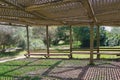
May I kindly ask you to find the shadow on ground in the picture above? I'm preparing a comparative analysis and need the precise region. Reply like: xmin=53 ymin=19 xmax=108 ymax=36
xmin=0 ymin=58 xmax=120 ymax=80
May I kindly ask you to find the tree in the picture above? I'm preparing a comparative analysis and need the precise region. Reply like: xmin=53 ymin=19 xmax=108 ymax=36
xmin=73 ymin=26 xmax=90 ymax=48
xmin=52 ymin=26 xmax=70 ymax=45
xmin=0 ymin=25 xmax=18 ymax=52
xmin=73 ymin=26 xmax=107 ymax=48
xmin=105 ymin=27 xmax=120 ymax=46
xmin=94 ymin=27 xmax=106 ymax=46
xmin=13 ymin=27 xmax=27 ymax=49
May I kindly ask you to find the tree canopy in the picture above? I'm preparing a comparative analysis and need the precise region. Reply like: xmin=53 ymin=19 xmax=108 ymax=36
xmin=0 ymin=25 xmax=120 ymax=53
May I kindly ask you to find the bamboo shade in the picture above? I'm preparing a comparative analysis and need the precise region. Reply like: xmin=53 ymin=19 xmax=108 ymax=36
xmin=0 ymin=0 xmax=119 ymax=26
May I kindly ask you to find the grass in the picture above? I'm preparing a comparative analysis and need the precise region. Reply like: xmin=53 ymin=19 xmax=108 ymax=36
xmin=0 ymin=45 xmax=119 ymax=79
xmin=0 ymin=57 xmax=119 ymax=80
xmin=0 ymin=59 xmax=60 ymax=80
xmin=0 ymin=51 xmax=26 ymax=58
xmin=73 ymin=54 xmax=120 ymax=59
xmin=0 ymin=59 xmax=88 ymax=79
xmin=100 ymin=55 xmax=119 ymax=59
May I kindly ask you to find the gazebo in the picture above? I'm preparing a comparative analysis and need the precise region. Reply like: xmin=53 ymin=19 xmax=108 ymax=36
xmin=0 ymin=0 xmax=120 ymax=64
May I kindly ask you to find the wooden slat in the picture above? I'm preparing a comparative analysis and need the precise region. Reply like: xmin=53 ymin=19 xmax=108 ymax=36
xmin=98 ymin=48 xmax=120 ymax=49
xmin=0 ymin=22 xmax=26 ymax=27
xmin=24 ymin=53 xmax=47 ymax=58
xmin=99 ymin=50 xmax=120 ymax=51
xmin=25 ymin=53 xmax=70 ymax=56
xmin=0 ymin=0 xmax=46 ymax=19
xmin=48 ymin=53 xmax=70 ymax=56
xmin=0 ymin=0 xmax=64 ymax=25
xmin=72 ymin=52 xmax=97 ymax=54
xmin=28 ymin=53 xmax=47 ymax=56
xmin=0 ymin=0 xmax=120 ymax=26
xmin=72 ymin=51 xmax=120 ymax=55
xmin=26 ymin=0 xmax=80 ymax=11
xmin=100 ymin=52 xmax=120 ymax=55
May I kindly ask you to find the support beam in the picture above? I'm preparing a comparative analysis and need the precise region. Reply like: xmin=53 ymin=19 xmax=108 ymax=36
xmin=46 ymin=25 xmax=50 ymax=58
xmin=69 ymin=25 xmax=73 ymax=59
xmin=81 ymin=0 xmax=97 ymax=23
xmin=0 ymin=23 xmax=26 ymax=27
xmin=90 ymin=25 xmax=94 ymax=64
xmin=26 ymin=26 xmax=30 ymax=57
xmin=81 ymin=0 xmax=97 ymax=64
xmin=96 ymin=26 xmax=100 ymax=59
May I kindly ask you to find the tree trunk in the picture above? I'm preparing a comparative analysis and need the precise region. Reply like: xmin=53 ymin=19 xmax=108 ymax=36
xmin=2 ymin=45 xmax=6 ymax=53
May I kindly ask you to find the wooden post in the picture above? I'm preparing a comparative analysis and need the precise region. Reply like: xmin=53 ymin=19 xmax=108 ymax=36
xmin=69 ymin=25 xmax=72 ymax=59
xmin=90 ymin=25 xmax=94 ymax=64
xmin=46 ymin=25 xmax=49 ymax=58
xmin=26 ymin=26 xmax=30 ymax=57
xmin=96 ymin=25 xmax=100 ymax=59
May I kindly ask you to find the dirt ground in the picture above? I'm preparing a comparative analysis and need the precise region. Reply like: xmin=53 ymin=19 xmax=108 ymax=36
xmin=24 ymin=59 xmax=120 ymax=80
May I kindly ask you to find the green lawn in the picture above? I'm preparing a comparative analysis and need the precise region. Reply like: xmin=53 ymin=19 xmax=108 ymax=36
xmin=0 ymin=59 xmax=60 ymax=80
xmin=0 ymin=51 xmax=26 ymax=58
xmin=73 ymin=54 xmax=120 ymax=59
xmin=0 ymin=45 xmax=119 ymax=79
xmin=0 ymin=59 xmax=86 ymax=80
xmin=0 ymin=59 xmax=87 ymax=80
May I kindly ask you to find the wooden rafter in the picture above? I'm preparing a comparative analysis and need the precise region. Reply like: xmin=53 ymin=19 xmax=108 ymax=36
xmin=81 ymin=0 xmax=98 ymax=24
xmin=0 ymin=0 xmax=46 ymax=19
xmin=0 ymin=22 xmax=26 ymax=27
xmin=0 ymin=18 xmax=32 ymax=25
xmin=0 ymin=0 xmax=119 ymax=26
xmin=0 ymin=7 xmax=35 ymax=18
xmin=96 ymin=10 xmax=120 ymax=16
xmin=26 ymin=0 xmax=80 ymax=11
xmin=0 ymin=0 xmax=63 ymax=24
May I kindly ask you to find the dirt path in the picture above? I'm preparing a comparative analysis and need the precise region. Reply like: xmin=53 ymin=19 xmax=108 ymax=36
xmin=0 ymin=55 xmax=25 ymax=63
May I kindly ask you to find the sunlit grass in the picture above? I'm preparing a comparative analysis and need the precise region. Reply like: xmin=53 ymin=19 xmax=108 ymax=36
xmin=100 ymin=55 xmax=119 ymax=59
xmin=0 ymin=51 xmax=25 ymax=58
xmin=0 ymin=55 xmax=119 ymax=80
xmin=0 ymin=59 xmax=59 ymax=80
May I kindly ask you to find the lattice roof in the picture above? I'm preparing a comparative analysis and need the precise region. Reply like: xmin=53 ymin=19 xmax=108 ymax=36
xmin=0 ymin=0 xmax=120 ymax=26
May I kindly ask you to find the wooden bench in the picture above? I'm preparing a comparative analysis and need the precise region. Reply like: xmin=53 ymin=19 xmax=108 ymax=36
xmin=99 ymin=52 xmax=120 ymax=55
xmin=47 ymin=53 xmax=70 ymax=58
xmin=24 ymin=53 xmax=47 ymax=58
xmin=48 ymin=53 xmax=70 ymax=56
xmin=71 ymin=51 xmax=120 ymax=57
xmin=24 ymin=53 xmax=70 ymax=58
xmin=71 ymin=51 xmax=97 ymax=54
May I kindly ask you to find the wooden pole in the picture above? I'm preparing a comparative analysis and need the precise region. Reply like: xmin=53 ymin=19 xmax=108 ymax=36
xmin=69 ymin=25 xmax=72 ymax=59
xmin=90 ymin=25 xmax=94 ymax=64
xmin=26 ymin=26 xmax=30 ymax=57
xmin=96 ymin=26 xmax=100 ymax=59
xmin=46 ymin=25 xmax=49 ymax=58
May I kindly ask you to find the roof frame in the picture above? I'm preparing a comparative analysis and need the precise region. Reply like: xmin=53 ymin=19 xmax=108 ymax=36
xmin=0 ymin=0 xmax=64 ymax=24
xmin=0 ymin=0 xmax=119 ymax=26
xmin=80 ymin=0 xmax=97 ymax=25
